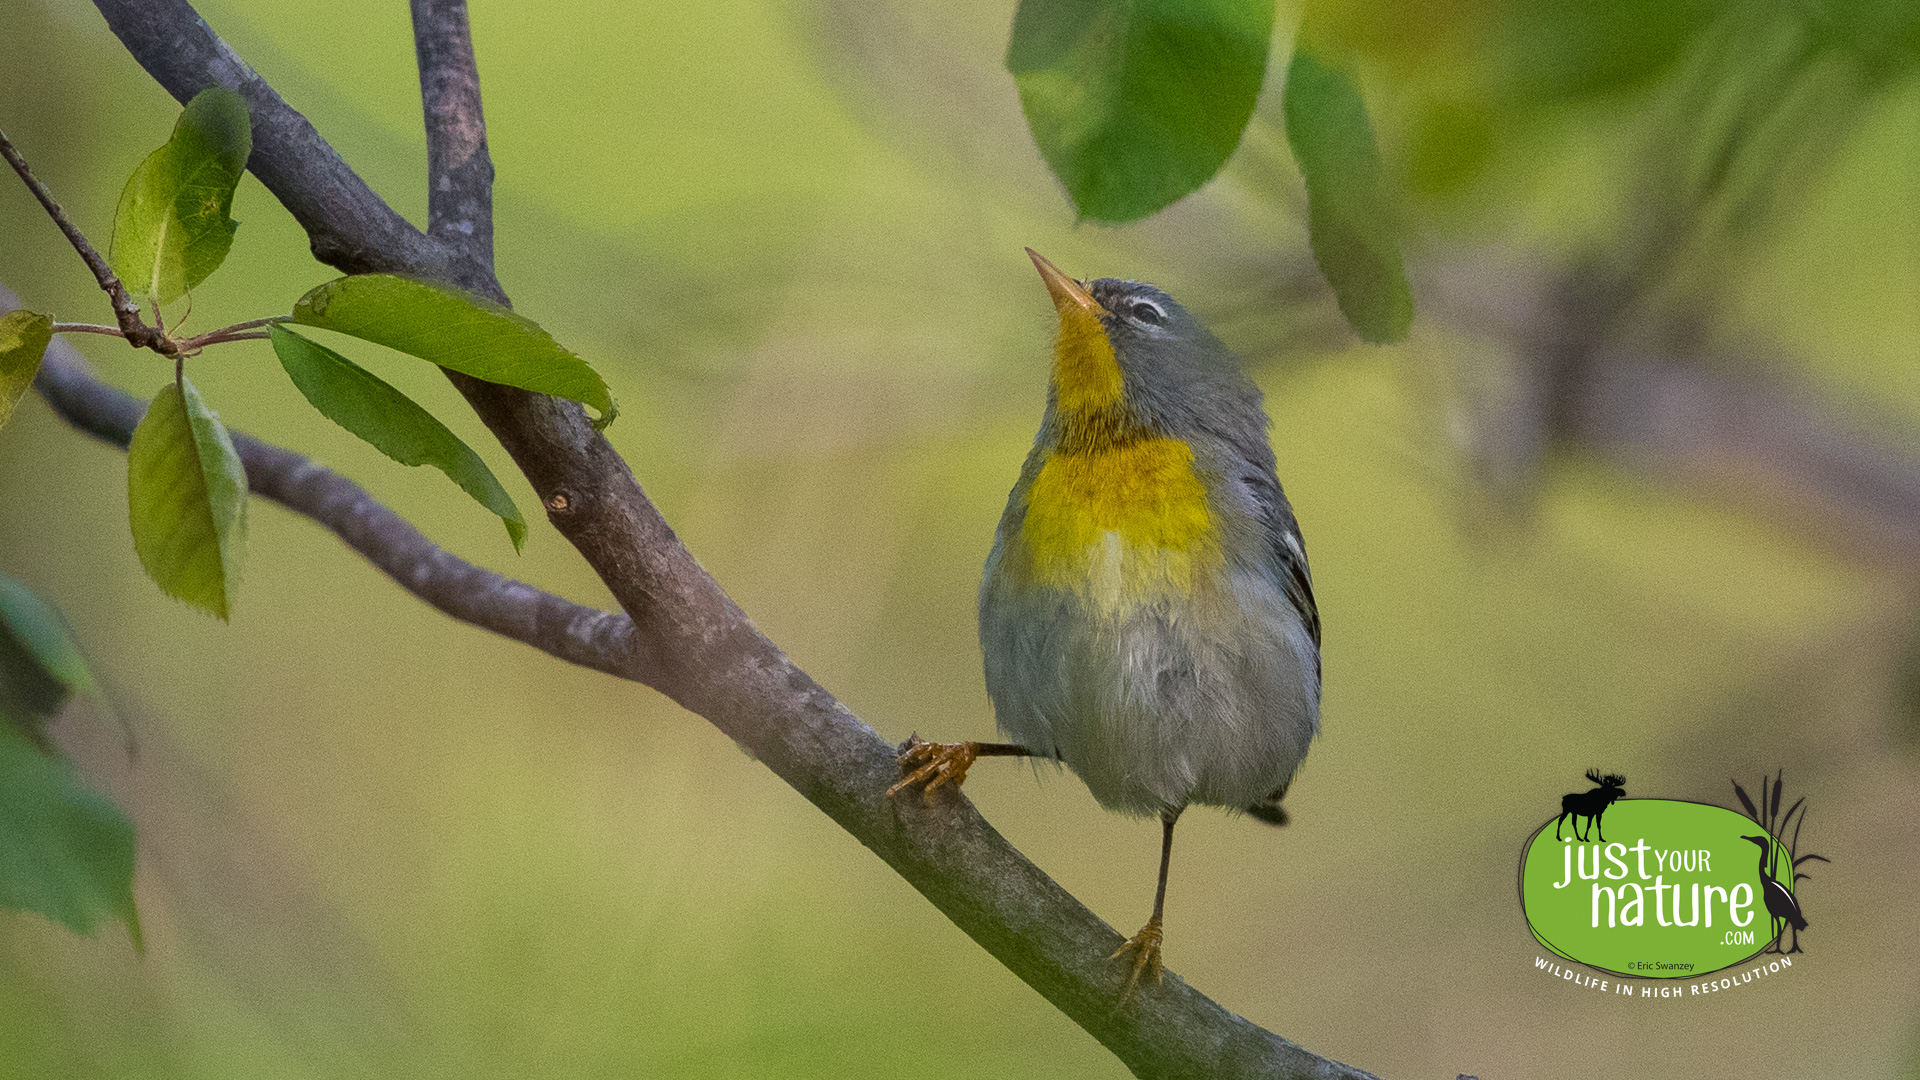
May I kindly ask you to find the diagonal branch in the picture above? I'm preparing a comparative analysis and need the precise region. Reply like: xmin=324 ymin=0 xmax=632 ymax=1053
xmin=88 ymin=2 xmax=1377 ymax=1076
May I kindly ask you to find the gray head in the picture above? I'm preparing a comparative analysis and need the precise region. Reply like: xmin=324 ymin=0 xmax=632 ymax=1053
xmin=1027 ymin=250 xmax=1262 ymax=447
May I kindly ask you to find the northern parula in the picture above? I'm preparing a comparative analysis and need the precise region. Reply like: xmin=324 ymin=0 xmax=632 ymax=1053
xmin=890 ymin=250 xmax=1322 ymax=1001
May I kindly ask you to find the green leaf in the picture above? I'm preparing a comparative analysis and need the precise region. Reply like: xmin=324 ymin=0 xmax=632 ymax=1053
xmin=107 ymin=87 xmax=252 ymax=306
xmin=0 ymin=725 xmax=138 ymax=943
xmin=1007 ymin=0 xmax=1275 ymax=223
xmin=291 ymin=275 xmax=616 ymax=426
xmin=1283 ymin=49 xmax=1413 ymax=344
xmin=270 ymin=326 xmax=527 ymax=551
xmin=127 ymin=378 xmax=248 ymax=620
xmin=0 ymin=575 xmax=95 ymax=732
xmin=0 ymin=309 xmax=52 ymax=433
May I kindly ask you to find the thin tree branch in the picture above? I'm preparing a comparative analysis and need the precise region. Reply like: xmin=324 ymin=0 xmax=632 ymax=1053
xmin=188 ymin=315 xmax=285 ymax=338
xmin=178 ymin=327 xmax=272 ymax=350
xmin=410 ymin=0 xmax=495 ymax=266
xmin=7 ymin=282 xmax=637 ymax=678
xmin=145 ymin=316 xmax=288 ymax=352
xmin=51 ymin=323 xmax=127 ymax=338
xmin=187 ymin=331 xmax=270 ymax=348
xmin=88 ymin=3 xmax=1378 ymax=1076
xmin=0 ymin=127 xmax=171 ymax=353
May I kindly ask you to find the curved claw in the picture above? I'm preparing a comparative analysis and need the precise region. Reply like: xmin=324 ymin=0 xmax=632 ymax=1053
xmin=886 ymin=737 xmax=979 ymax=802
xmin=1110 ymin=916 xmax=1164 ymax=1007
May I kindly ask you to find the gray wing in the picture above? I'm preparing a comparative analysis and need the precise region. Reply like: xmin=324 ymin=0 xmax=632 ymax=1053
xmin=1265 ymin=491 xmax=1320 ymax=653
xmin=1238 ymin=461 xmax=1320 ymax=820
xmin=1225 ymin=438 xmax=1320 ymax=655
xmin=1199 ymin=386 xmax=1319 ymax=656
xmin=1201 ymin=415 xmax=1321 ymax=821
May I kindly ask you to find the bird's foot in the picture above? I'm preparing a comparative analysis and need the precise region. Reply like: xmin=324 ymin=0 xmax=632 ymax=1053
xmin=1110 ymin=916 xmax=1164 ymax=1006
xmin=886 ymin=736 xmax=979 ymax=802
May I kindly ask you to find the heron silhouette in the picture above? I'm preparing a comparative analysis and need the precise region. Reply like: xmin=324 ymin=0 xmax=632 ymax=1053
xmin=1741 ymin=834 xmax=1807 ymax=954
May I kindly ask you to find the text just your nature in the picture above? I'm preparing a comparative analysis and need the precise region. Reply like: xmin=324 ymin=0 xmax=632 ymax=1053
xmin=1553 ymin=838 xmax=1756 ymax=931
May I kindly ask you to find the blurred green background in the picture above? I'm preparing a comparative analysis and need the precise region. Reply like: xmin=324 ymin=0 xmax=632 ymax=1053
xmin=3 ymin=0 xmax=1919 ymax=1077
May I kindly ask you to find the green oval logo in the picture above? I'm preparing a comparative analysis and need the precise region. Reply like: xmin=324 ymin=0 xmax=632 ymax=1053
xmin=1520 ymin=799 xmax=1798 ymax=978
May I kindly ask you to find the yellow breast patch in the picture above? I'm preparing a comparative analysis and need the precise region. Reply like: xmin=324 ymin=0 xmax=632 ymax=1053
xmin=1018 ymin=438 xmax=1219 ymax=611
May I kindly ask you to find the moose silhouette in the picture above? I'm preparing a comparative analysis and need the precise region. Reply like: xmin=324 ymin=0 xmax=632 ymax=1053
xmin=1555 ymin=770 xmax=1626 ymax=842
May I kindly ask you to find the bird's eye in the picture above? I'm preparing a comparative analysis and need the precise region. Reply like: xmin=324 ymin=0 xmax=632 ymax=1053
xmin=1128 ymin=301 xmax=1166 ymax=326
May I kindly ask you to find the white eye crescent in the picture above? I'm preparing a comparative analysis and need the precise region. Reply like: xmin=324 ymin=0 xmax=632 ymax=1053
xmin=1127 ymin=300 xmax=1167 ymax=326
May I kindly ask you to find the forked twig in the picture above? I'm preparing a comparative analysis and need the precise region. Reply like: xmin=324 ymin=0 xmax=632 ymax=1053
xmin=0 ymin=127 xmax=172 ymax=354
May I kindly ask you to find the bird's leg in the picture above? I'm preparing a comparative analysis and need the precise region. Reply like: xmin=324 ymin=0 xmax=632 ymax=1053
xmin=886 ymin=735 xmax=1034 ymax=802
xmin=1112 ymin=808 xmax=1180 ymax=1006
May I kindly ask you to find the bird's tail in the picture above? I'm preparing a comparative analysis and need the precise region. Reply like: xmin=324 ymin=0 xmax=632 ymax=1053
xmin=1246 ymin=785 xmax=1291 ymax=827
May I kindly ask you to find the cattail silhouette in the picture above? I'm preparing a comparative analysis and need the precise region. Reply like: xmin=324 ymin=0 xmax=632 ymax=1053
xmin=1555 ymin=769 xmax=1626 ymax=842
xmin=1732 ymin=770 xmax=1828 ymax=954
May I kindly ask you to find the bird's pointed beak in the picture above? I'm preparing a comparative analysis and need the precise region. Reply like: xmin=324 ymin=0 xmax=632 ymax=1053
xmin=1026 ymin=248 xmax=1123 ymax=410
xmin=1027 ymin=248 xmax=1107 ymax=318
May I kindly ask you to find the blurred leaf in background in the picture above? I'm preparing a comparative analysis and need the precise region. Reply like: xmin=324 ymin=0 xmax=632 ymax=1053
xmin=1283 ymin=47 xmax=1411 ymax=344
xmin=1007 ymin=0 xmax=1275 ymax=222
xmin=0 ymin=727 xmax=138 ymax=944
xmin=0 ymin=574 xmax=96 ymax=738
xmin=1006 ymin=0 xmax=1413 ymax=344
xmin=0 ymin=576 xmax=135 ymax=943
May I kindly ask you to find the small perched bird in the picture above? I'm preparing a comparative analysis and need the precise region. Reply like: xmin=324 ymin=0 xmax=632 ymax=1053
xmin=890 ymin=250 xmax=1322 ymax=1001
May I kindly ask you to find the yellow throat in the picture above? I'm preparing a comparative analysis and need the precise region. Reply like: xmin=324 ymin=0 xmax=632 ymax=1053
xmin=1015 ymin=251 xmax=1219 ymax=610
